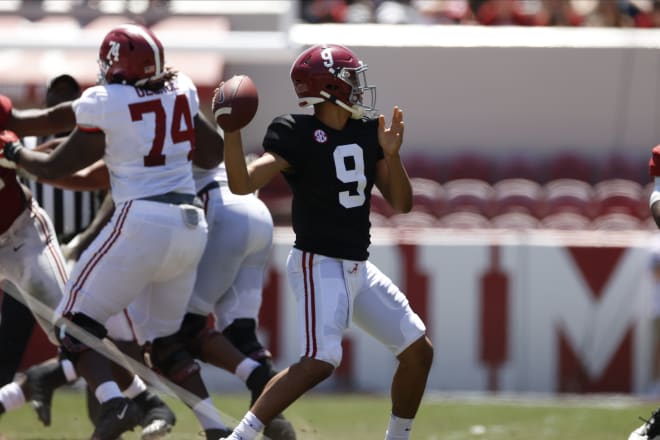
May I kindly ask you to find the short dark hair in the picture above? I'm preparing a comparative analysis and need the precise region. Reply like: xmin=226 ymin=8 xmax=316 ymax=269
xmin=46 ymin=74 xmax=80 ymax=94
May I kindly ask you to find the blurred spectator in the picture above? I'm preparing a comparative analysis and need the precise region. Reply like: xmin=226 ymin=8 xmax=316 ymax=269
xmin=297 ymin=0 xmax=660 ymax=27
xmin=301 ymin=0 xmax=349 ymax=23
xmin=581 ymin=0 xmax=634 ymax=27
xmin=346 ymin=0 xmax=376 ymax=22
xmin=375 ymin=0 xmax=419 ymax=23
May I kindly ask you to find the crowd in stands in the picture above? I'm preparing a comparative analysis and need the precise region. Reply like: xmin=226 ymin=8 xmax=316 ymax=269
xmin=301 ymin=0 xmax=660 ymax=27
xmin=5 ymin=1 xmax=660 ymax=28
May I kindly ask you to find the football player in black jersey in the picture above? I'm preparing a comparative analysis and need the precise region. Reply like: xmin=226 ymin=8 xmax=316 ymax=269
xmin=220 ymin=44 xmax=434 ymax=440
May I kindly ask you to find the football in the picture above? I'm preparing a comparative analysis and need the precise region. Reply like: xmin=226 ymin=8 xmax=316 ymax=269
xmin=212 ymin=74 xmax=259 ymax=132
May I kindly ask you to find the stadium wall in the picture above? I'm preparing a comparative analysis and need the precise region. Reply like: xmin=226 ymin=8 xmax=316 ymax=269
xmin=198 ymin=228 xmax=655 ymax=395
xmin=226 ymin=25 xmax=660 ymax=160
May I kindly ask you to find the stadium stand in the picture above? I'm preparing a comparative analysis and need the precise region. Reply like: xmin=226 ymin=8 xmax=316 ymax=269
xmin=1 ymin=0 xmax=655 ymax=233
xmin=591 ymin=212 xmax=643 ymax=231
xmin=390 ymin=211 xmax=439 ymax=229
xmin=410 ymin=177 xmax=447 ymax=218
xmin=444 ymin=151 xmax=495 ymax=183
xmin=444 ymin=178 xmax=495 ymax=217
xmin=546 ymin=151 xmax=594 ymax=183
xmin=540 ymin=212 xmax=593 ymax=230
xmin=436 ymin=211 xmax=491 ymax=229
xmin=592 ymin=179 xmax=647 ymax=220
xmin=490 ymin=212 xmax=541 ymax=230
xmin=541 ymin=178 xmax=597 ymax=219
xmin=490 ymin=178 xmax=545 ymax=218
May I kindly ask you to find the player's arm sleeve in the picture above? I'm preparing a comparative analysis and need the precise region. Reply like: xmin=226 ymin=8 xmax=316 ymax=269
xmin=263 ymin=115 xmax=297 ymax=168
xmin=72 ymin=88 xmax=106 ymax=132
xmin=367 ymin=118 xmax=385 ymax=161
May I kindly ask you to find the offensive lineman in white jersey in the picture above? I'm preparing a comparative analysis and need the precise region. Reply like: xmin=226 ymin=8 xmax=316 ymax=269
xmin=2 ymin=24 xmax=222 ymax=440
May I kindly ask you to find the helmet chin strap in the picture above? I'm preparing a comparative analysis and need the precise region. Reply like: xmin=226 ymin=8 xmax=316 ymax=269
xmin=320 ymin=90 xmax=363 ymax=119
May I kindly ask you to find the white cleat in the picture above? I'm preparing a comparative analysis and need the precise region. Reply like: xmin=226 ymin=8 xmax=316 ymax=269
xmin=141 ymin=419 xmax=173 ymax=440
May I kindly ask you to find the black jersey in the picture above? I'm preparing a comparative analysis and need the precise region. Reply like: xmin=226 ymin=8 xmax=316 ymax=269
xmin=263 ymin=114 xmax=384 ymax=261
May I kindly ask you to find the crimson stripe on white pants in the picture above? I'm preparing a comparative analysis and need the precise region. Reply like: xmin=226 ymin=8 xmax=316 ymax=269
xmin=302 ymin=251 xmax=317 ymax=358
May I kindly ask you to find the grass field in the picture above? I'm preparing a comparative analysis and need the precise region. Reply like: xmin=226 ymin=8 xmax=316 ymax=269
xmin=0 ymin=389 xmax=658 ymax=439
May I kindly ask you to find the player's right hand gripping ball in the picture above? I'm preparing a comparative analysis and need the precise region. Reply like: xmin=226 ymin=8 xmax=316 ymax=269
xmin=212 ymin=74 xmax=259 ymax=132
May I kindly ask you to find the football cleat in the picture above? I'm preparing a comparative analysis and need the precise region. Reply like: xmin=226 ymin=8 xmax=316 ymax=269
xmin=246 ymin=365 xmax=296 ymax=440
xmin=264 ymin=413 xmax=296 ymax=440
xmin=203 ymin=427 xmax=233 ymax=440
xmin=24 ymin=359 xmax=66 ymax=427
xmin=133 ymin=390 xmax=176 ymax=440
xmin=91 ymin=397 xmax=141 ymax=440
xmin=630 ymin=408 xmax=660 ymax=440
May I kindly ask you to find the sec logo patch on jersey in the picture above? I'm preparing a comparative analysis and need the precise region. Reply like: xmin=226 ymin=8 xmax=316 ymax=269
xmin=314 ymin=129 xmax=327 ymax=143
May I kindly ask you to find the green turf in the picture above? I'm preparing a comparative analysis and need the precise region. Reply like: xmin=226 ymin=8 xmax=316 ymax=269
xmin=0 ymin=389 xmax=658 ymax=439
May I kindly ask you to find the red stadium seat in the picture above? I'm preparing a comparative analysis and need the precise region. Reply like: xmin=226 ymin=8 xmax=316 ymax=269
xmin=410 ymin=177 xmax=447 ymax=218
xmin=491 ymin=178 xmax=545 ymax=218
xmin=495 ymin=154 xmax=540 ymax=181
xmin=444 ymin=178 xmax=495 ymax=217
xmin=403 ymin=153 xmax=443 ymax=181
xmin=437 ymin=211 xmax=491 ymax=229
xmin=546 ymin=152 xmax=593 ymax=182
xmin=370 ymin=187 xmax=396 ymax=218
xmin=592 ymin=179 xmax=646 ymax=219
xmin=540 ymin=212 xmax=592 ymax=230
xmin=369 ymin=212 xmax=391 ymax=228
xmin=597 ymin=152 xmax=646 ymax=184
xmin=541 ymin=178 xmax=597 ymax=219
xmin=445 ymin=152 xmax=494 ymax=183
xmin=591 ymin=213 xmax=642 ymax=231
xmin=389 ymin=211 xmax=438 ymax=229
xmin=490 ymin=212 xmax=541 ymax=230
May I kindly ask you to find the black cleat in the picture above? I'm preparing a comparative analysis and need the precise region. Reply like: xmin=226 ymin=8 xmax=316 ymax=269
xmin=24 ymin=359 xmax=67 ymax=427
xmin=264 ymin=413 xmax=296 ymax=440
xmin=133 ymin=390 xmax=176 ymax=440
xmin=204 ymin=427 xmax=233 ymax=440
xmin=630 ymin=407 xmax=660 ymax=440
xmin=91 ymin=397 xmax=141 ymax=440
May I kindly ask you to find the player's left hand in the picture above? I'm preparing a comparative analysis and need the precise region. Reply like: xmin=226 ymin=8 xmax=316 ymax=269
xmin=0 ymin=129 xmax=22 ymax=169
xmin=378 ymin=106 xmax=404 ymax=157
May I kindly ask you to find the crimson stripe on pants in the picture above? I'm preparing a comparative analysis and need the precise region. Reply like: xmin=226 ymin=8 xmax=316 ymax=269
xmin=30 ymin=203 xmax=68 ymax=285
xmin=64 ymin=202 xmax=132 ymax=313
xmin=302 ymin=252 xmax=317 ymax=358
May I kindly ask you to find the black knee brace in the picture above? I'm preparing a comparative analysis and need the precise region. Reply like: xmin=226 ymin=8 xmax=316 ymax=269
xmin=177 ymin=313 xmax=220 ymax=362
xmin=56 ymin=313 xmax=107 ymax=364
xmin=149 ymin=333 xmax=200 ymax=384
xmin=222 ymin=318 xmax=272 ymax=362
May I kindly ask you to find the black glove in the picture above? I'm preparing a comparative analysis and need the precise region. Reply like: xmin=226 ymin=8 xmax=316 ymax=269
xmin=0 ymin=130 xmax=23 ymax=164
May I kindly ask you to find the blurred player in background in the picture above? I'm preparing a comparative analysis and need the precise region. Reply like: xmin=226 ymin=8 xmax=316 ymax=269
xmin=1 ymin=23 xmax=219 ymax=440
xmin=647 ymin=236 xmax=660 ymax=399
xmin=629 ymin=145 xmax=660 ymax=440
xmin=220 ymin=43 xmax=434 ymax=440
xmin=0 ymin=74 xmax=84 ymax=387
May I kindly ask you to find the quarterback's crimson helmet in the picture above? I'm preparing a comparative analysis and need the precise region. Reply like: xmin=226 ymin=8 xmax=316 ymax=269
xmin=98 ymin=24 xmax=165 ymax=86
xmin=290 ymin=44 xmax=376 ymax=119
